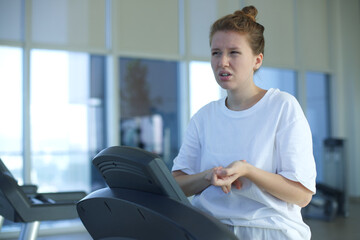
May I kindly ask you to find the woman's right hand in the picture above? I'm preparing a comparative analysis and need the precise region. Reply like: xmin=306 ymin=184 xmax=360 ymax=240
xmin=211 ymin=161 xmax=247 ymax=194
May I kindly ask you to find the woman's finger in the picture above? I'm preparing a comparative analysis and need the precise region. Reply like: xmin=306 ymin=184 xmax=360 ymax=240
xmin=232 ymin=178 xmax=243 ymax=189
xmin=221 ymin=185 xmax=231 ymax=194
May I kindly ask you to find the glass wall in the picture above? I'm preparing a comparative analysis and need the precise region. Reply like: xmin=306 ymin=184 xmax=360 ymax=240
xmin=119 ymin=58 xmax=180 ymax=168
xmin=0 ymin=46 xmax=23 ymax=181
xmin=306 ymin=72 xmax=331 ymax=182
xmin=30 ymin=50 xmax=106 ymax=193
xmin=189 ymin=63 xmax=297 ymax=118
xmin=254 ymin=67 xmax=297 ymax=97
xmin=189 ymin=61 xmax=221 ymax=117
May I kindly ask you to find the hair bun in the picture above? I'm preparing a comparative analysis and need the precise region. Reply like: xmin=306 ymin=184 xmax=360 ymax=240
xmin=240 ymin=5 xmax=258 ymax=22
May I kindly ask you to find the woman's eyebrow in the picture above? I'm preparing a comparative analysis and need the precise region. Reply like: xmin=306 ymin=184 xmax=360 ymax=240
xmin=211 ymin=47 xmax=241 ymax=51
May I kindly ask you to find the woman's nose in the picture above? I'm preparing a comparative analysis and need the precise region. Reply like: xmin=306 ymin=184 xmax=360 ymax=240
xmin=218 ymin=55 xmax=229 ymax=67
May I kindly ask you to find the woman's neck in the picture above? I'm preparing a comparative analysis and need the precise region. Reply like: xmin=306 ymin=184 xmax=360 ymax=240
xmin=226 ymin=85 xmax=267 ymax=111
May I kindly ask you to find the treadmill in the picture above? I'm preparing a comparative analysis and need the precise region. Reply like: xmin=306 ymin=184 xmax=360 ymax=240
xmin=77 ymin=146 xmax=237 ymax=240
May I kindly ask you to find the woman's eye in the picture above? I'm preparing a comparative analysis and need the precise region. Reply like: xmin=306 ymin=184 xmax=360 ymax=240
xmin=212 ymin=51 xmax=220 ymax=56
xmin=231 ymin=51 xmax=240 ymax=55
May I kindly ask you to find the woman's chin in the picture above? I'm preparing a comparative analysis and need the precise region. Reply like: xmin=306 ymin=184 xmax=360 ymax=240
xmin=218 ymin=82 xmax=233 ymax=91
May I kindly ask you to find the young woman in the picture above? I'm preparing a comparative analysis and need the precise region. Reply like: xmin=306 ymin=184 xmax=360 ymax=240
xmin=172 ymin=6 xmax=316 ymax=240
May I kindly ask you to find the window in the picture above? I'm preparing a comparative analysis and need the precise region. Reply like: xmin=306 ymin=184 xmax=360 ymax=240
xmin=119 ymin=58 xmax=180 ymax=168
xmin=30 ymin=50 xmax=106 ymax=193
xmin=306 ymin=72 xmax=331 ymax=182
xmin=189 ymin=61 xmax=222 ymax=117
xmin=189 ymin=64 xmax=297 ymax=119
xmin=0 ymin=46 xmax=23 ymax=182
xmin=254 ymin=67 xmax=297 ymax=97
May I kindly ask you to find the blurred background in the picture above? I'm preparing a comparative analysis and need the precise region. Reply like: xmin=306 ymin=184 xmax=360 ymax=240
xmin=0 ymin=0 xmax=359 ymax=239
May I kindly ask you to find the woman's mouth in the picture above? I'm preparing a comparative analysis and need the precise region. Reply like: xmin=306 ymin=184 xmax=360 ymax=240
xmin=219 ymin=71 xmax=232 ymax=81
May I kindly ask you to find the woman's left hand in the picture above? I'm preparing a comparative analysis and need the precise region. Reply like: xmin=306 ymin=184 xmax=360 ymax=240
xmin=211 ymin=160 xmax=248 ymax=193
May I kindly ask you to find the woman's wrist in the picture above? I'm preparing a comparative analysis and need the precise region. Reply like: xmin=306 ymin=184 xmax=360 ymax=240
xmin=204 ymin=168 xmax=214 ymax=183
xmin=242 ymin=161 xmax=254 ymax=180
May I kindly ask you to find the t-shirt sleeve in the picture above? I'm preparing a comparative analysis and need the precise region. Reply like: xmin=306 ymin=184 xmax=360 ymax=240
xmin=172 ymin=118 xmax=201 ymax=175
xmin=276 ymin=100 xmax=317 ymax=194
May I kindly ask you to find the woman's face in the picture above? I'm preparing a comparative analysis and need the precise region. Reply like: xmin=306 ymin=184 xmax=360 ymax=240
xmin=211 ymin=31 xmax=263 ymax=92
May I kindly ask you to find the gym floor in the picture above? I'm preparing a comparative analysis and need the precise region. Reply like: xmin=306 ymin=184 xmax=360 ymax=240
xmin=304 ymin=198 xmax=360 ymax=240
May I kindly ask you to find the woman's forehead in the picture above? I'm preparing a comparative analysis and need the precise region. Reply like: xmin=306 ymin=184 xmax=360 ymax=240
xmin=211 ymin=31 xmax=250 ymax=48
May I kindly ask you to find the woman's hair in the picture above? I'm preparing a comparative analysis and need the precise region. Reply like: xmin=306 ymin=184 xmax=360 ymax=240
xmin=209 ymin=5 xmax=265 ymax=56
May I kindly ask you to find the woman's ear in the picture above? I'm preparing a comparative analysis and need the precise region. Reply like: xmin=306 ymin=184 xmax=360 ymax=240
xmin=253 ymin=53 xmax=263 ymax=71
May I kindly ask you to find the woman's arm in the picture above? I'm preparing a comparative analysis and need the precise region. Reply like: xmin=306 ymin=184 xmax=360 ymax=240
xmin=214 ymin=161 xmax=314 ymax=207
xmin=172 ymin=169 xmax=214 ymax=197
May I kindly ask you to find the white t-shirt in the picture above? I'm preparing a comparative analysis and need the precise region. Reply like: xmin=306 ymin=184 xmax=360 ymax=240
xmin=172 ymin=88 xmax=316 ymax=239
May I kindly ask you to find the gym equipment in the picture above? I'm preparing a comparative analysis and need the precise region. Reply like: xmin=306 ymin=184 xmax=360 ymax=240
xmin=0 ymin=158 xmax=86 ymax=240
xmin=302 ymin=138 xmax=348 ymax=221
xmin=77 ymin=146 xmax=237 ymax=240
